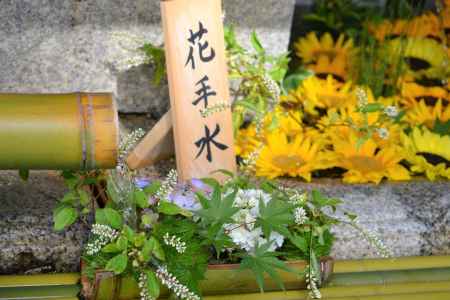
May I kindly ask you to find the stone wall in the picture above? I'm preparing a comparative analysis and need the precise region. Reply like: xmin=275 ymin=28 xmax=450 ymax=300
xmin=0 ymin=0 xmax=295 ymax=116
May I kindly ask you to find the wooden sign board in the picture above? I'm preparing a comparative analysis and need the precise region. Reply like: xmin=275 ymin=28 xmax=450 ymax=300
xmin=158 ymin=0 xmax=236 ymax=181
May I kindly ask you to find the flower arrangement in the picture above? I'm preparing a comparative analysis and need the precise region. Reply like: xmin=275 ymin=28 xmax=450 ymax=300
xmin=234 ymin=0 xmax=450 ymax=184
xmin=54 ymin=131 xmax=388 ymax=300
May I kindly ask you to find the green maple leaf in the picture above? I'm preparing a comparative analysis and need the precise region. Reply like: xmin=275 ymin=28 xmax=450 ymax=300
xmin=196 ymin=185 xmax=239 ymax=225
xmin=239 ymin=243 xmax=295 ymax=292
xmin=256 ymin=198 xmax=293 ymax=238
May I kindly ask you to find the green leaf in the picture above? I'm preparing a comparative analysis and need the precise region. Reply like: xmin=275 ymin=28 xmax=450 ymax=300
xmin=102 ymin=243 xmax=120 ymax=253
xmin=116 ymin=236 xmax=128 ymax=251
xmin=290 ymin=234 xmax=309 ymax=254
xmin=105 ymin=253 xmax=128 ymax=275
xmin=134 ymin=233 xmax=146 ymax=248
xmin=149 ymin=237 xmax=165 ymax=261
xmin=145 ymin=270 xmax=160 ymax=298
xmin=78 ymin=189 xmax=90 ymax=207
xmin=311 ymin=190 xmax=342 ymax=210
xmin=54 ymin=206 xmax=78 ymax=231
xmin=360 ymin=103 xmax=383 ymax=113
xmin=134 ymin=189 xmax=149 ymax=209
xmin=141 ymin=238 xmax=154 ymax=261
xmin=282 ymin=70 xmax=314 ymax=93
xmin=103 ymin=208 xmax=123 ymax=229
xmin=250 ymin=31 xmax=265 ymax=54
xmin=433 ymin=119 xmax=450 ymax=136
xmin=60 ymin=192 xmax=78 ymax=204
xmin=257 ymin=198 xmax=293 ymax=237
xmin=123 ymin=225 xmax=135 ymax=241
xmin=197 ymin=186 xmax=239 ymax=225
xmin=158 ymin=201 xmax=193 ymax=217
xmin=19 ymin=169 xmax=29 ymax=181
xmin=143 ymin=181 xmax=162 ymax=196
xmin=239 ymin=243 xmax=295 ymax=292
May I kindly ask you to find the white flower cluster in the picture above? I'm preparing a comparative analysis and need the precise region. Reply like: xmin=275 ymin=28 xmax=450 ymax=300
xmin=156 ymin=169 xmax=178 ymax=200
xmin=156 ymin=266 xmax=200 ymax=300
xmin=376 ymin=127 xmax=389 ymax=140
xmin=356 ymin=87 xmax=368 ymax=108
xmin=351 ymin=220 xmax=392 ymax=258
xmin=85 ymin=224 xmax=118 ymax=256
xmin=384 ymin=106 xmax=399 ymax=118
xmin=163 ymin=233 xmax=186 ymax=254
xmin=285 ymin=188 xmax=307 ymax=206
xmin=294 ymin=207 xmax=308 ymax=225
xmin=262 ymin=74 xmax=281 ymax=107
xmin=200 ymin=101 xmax=231 ymax=118
xmin=224 ymin=189 xmax=284 ymax=252
xmin=306 ymin=270 xmax=322 ymax=299
xmin=117 ymin=129 xmax=146 ymax=171
xmin=138 ymin=272 xmax=155 ymax=300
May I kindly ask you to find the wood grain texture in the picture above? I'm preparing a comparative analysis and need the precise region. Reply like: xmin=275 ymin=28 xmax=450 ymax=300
xmin=161 ymin=0 xmax=236 ymax=181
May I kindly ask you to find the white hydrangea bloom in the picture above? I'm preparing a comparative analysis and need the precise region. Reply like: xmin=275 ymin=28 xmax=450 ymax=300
xmin=224 ymin=189 xmax=284 ymax=253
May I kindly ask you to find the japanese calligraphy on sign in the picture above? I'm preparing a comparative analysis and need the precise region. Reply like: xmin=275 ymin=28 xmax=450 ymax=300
xmin=161 ymin=0 xmax=236 ymax=181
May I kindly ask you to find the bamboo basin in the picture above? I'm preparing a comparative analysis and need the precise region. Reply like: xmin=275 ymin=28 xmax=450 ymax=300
xmin=0 ymin=93 xmax=119 ymax=170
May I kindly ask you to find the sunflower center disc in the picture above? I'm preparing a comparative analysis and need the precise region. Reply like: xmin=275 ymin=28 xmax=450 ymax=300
xmin=272 ymin=155 xmax=303 ymax=170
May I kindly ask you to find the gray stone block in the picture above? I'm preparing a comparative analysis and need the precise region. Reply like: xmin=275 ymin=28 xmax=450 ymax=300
xmin=0 ymin=0 xmax=295 ymax=115
xmin=0 ymin=171 xmax=88 ymax=274
xmin=281 ymin=179 xmax=450 ymax=259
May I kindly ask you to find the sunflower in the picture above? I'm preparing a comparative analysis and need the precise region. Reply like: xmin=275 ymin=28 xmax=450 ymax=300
xmin=294 ymin=32 xmax=355 ymax=81
xmin=263 ymin=105 xmax=303 ymax=138
xmin=284 ymin=75 xmax=354 ymax=116
xmin=388 ymin=38 xmax=449 ymax=79
xmin=402 ymin=127 xmax=450 ymax=180
xmin=405 ymin=13 xmax=443 ymax=41
xmin=400 ymin=81 xmax=449 ymax=105
xmin=368 ymin=19 xmax=407 ymax=41
xmin=255 ymin=130 xmax=329 ymax=181
xmin=403 ymin=99 xmax=450 ymax=129
xmin=328 ymin=131 xmax=410 ymax=184
xmin=235 ymin=125 xmax=260 ymax=158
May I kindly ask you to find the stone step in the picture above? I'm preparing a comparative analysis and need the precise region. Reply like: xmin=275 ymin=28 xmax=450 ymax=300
xmin=0 ymin=171 xmax=87 ymax=274
xmin=0 ymin=168 xmax=449 ymax=274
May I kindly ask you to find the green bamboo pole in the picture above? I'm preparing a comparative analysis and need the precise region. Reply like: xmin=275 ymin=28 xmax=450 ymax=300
xmin=202 ymin=282 xmax=450 ymax=300
xmin=0 ymin=93 xmax=118 ymax=170
xmin=329 ymin=268 xmax=450 ymax=286
xmin=334 ymin=256 xmax=450 ymax=273
xmin=0 ymin=273 xmax=80 ymax=300
xmin=0 ymin=273 xmax=79 ymax=288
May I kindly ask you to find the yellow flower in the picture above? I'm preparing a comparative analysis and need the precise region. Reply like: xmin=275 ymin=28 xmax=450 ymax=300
xmin=403 ymin=99 xmax=450 ymax=129
xmin=405 ymin=13 xmax=443 ymax=41
xmin=295 ymin=32 xmax=354 ymax=64
xmin=308 ymin=55 xmax=349 ymax=82
xmin=328 ymin=131 xmax=410 ymax=184
xmin=368 ymin=19 xmax=408 ymax=41
xmin=284 ymin=75 xmax=354 ymax=116
xmin=294 ymin=32 xmax=354 ymax=81
xmin=400 ymin=80 xmax=449 ymax=104
xmin=234 ymin=126 xmax=260 ymax=158
xmin=388 ymin=38 xmax=449 ymax=79
xmin=255 ymin=130 xmax=328 ymax=181
xmin=402 ymin=127 xmax=450 ymax=180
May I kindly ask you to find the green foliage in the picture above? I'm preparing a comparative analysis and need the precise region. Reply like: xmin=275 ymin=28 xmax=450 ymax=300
xmin=239 ymin=243 xmax=295 ymax=292
xmin=225 ymin=26 xmax=289 ymax=132
xmin=96 ymin=208 xmax=123 ymax=230
xmin=52 ymin=171 xmax=102 ymax=230
xmin=140 ymin=42 xmax=166 ymax=86
xmin=106 ymin=253 xmax=128 ymax=275
xmin=257 ymin=198 xmax=294 ymax=237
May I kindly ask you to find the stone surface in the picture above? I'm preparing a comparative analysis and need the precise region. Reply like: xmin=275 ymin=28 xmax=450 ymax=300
xmin=281 ymin=179 xmax=450 ymax=259
xmin=0 ymin=0 xmax=295 ymax=115
xmin=0 ymin=171 xmax=88 ymax=274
